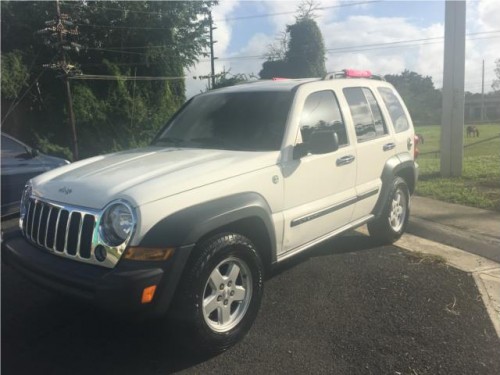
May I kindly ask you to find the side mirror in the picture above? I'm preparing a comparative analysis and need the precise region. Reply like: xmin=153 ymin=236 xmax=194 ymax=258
xmin=293 ymin=143 xmax=308 ymax=160
xmin=30 ymin=148 xmax=39 ymax=158
xmin=308 ymin=130 xmax=339 ymax=155
xmin=293 ymin=130 xmax=340 ymax=160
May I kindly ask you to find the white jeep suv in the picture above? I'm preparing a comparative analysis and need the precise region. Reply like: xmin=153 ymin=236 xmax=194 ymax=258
xmin=3 ymin=70 xmax=418 ymax=352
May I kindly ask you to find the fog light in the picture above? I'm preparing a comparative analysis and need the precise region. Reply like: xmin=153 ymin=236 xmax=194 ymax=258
xmin=142 ymin=285 xmax=157 ymax=304
xmin=95 ymin=245 xmax=107 ymax=262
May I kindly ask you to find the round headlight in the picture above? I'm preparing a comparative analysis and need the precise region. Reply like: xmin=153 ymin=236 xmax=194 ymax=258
xmin=99 ymin=201 xmax=135 ymax=247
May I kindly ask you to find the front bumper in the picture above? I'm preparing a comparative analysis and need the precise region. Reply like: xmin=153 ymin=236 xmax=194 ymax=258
xmin=2 ymin=230 xmax=193 ymax=316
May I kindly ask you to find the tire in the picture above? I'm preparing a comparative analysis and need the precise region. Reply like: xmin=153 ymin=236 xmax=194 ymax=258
xmin=368 ymin=177 xmax=410 ymax=244
xmin=173 ymin=233 xmax=264 ymax=353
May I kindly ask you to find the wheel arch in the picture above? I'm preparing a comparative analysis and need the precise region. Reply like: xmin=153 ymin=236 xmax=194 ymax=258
xmin=138 ymin=192 xmax=277 ymax=269
xmin=372 ymin=153 xmax=416 ymax=218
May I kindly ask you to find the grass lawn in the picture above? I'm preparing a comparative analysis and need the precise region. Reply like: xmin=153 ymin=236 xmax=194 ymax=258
xmin=414 ymin=123 xmax=500 ymax=212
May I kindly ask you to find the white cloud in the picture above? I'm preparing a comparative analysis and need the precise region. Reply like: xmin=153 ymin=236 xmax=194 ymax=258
xmin=185 ymin=1 xmax=241 ymax=97
xmin=185 ymin=0 xmax=500 ymax=98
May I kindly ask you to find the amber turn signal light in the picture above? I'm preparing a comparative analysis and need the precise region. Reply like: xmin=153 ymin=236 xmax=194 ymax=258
xmin=141 ymin=285 xmax=157 ymax=304
xmin=124 ymin=247 xmax=174 ymax=261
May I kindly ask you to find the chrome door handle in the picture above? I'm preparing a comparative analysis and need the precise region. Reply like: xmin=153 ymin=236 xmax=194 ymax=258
xmin=383 ymin=142 xmax=396 ymax=151
xmin=336 ymin=155 xmax=355 ymax=166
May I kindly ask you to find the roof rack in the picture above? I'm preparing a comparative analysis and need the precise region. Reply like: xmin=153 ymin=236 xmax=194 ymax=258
xmin=323 ymin=69 xmax=385 ymax=81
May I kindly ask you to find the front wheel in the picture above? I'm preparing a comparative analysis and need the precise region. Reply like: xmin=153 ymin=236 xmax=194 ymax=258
xmin=173 ymin=233 xmax=264 ymax=353
xmin=368 ymin=177 xmax=410 ymax=244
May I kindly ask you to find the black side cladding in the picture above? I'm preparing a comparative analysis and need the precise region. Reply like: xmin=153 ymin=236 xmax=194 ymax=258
xmin=138 ymin=192 xmax=276 ymax=255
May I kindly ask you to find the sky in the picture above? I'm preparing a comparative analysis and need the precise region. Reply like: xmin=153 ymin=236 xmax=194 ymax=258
xmin=184 ymin=0 xmax=500 ymax=98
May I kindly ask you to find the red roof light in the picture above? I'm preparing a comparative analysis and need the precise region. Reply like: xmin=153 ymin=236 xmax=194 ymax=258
xmin=344 ymin=69 xmax=372 ymax=78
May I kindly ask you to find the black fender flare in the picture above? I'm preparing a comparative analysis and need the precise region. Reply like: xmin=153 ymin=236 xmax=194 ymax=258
xmin=372 ymin=153 xmax=416 ymax=218
xmin=139 ymin=192 xmax=276 ymax=256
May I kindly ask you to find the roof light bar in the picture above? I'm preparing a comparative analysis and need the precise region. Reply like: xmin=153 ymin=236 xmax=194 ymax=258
xmin=343 ymin=69 xmax=372 ymax=78
xmin=323 ymin=69 xmax=384 ymax=81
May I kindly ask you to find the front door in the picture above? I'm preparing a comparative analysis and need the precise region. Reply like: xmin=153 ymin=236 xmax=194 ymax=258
xmin=281 ymin=90 xmax=357 ymax=255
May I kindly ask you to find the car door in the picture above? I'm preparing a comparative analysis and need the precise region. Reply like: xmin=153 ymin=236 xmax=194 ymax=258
xmin=341 ymin=86 xmax=397 ymax=221
xmin=376 ymin=86 xmax=415 ymax=156
xmin=280 ymin=89 xmax=357 ymax=256
xmin=1 ymin=135 xmax=47 ymax=215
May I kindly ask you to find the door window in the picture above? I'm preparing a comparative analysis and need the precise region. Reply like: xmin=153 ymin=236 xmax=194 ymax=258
xmin=343 ymin=87 xmax=388 ymax=142
xmin=299 ymin=90 xmax=348 ymax=146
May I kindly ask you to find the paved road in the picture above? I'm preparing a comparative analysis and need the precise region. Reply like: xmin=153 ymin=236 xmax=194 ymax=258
xmin=2 ymin=232 xmax=500 ymax=375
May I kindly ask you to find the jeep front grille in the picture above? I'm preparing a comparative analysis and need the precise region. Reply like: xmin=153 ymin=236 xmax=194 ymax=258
xmin=22 ymin=197 xmax=101 ymax=265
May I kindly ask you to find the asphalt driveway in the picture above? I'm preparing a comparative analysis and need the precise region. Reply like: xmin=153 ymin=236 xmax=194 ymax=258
xmin=2 ymin=233 xmax=500 ymax=374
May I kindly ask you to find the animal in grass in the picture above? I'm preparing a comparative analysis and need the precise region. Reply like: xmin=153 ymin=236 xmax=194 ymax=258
xmin=466 ymin=125 xmax=480 ymax=137
xmin=416 ymin=133 xmax=424 ymax=144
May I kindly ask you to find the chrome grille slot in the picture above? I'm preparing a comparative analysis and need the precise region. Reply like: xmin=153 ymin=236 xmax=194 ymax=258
xmin=55 ymin=210 xmax=69 ymax=252
xmin=22 ymin=197 xmax=101 ymax=266
xmin=46 ymin=207 xmax=59 ymax=249
xmin=67 ymin=212 xmax=81 ymax=255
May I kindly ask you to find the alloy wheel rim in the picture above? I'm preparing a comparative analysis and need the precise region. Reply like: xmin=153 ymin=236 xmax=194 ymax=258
xmin=202 ymin=256 xmax=253 ymax=333
xmin=389 ymin=188 xmax=407 ymax=232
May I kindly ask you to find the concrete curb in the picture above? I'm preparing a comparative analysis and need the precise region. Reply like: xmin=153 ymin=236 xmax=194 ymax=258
xmin=357 ymin=226 xmax=500 ymax=338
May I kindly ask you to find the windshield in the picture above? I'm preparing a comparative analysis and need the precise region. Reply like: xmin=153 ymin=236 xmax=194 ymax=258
xmin=153 ymin=91 xmax=294 ymax=151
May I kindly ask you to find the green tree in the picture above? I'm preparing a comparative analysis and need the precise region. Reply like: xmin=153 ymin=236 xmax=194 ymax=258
xmin=384 ymin=70 xmax=442 ymax=125
xmin=285 ymin=18 xmax=326 ymax=78
xmin=211 ymin=70 xmax=251 ymax=90
xmin=1 ymin=50 xmax=29 ymax=99
xmin=1 ymin=1 xmax=214 ymax=158
xmin=259 ymin=0 xmax=326 ymax=79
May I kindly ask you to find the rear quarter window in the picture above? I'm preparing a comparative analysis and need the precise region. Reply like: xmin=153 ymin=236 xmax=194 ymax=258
xmin=377 ymin=87 xmax=410 ymax=133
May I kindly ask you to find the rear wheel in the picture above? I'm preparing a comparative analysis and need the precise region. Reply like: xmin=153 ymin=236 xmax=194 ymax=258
xmin=173 ymin=233 xmax=264 ymax=353
xmin=368 ymin=177 xmax=410 ymax=244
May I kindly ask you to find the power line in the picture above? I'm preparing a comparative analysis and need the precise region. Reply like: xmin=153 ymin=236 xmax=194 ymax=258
xmin=69 ymin=74 xmax=187 ymax=81
xmin=82 ymin=30 xmax=500 ymax=60
xmin=217 ymin=1 xmax=382 ymax=22
xmin=65 ymin=1 xmax=381 ymax=22
xmin=326 ymin=30 xmax=500 ymax=52
xmin=75 ymin=23 xmax=174 ymax=31
xmin=198 ymin=33 xmax=500 ymax=62
xmin=84 ymin=29 xmax=500 ymax=52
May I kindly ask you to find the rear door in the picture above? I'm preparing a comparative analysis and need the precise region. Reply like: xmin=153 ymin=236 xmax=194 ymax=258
xmin=376 ymin=86 xmax=415 ymax=156
xmin=341 ymin=86 xmax=396 ymax=221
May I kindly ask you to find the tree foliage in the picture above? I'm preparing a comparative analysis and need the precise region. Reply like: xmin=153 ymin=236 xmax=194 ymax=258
xmin=384 ymin=70 xmax=442 ymax=125
xmin=285 ymin=18 xmax=326 ymax=78
xmin=1 ymin=50 xmax=29 ymax=99
xmin=1 ymin=0 xmax=214 ymax=158
xmin=211 ymin=70 xmax=252 ymax=90
xmin=260 ymin=1 xmax=326 ymax=79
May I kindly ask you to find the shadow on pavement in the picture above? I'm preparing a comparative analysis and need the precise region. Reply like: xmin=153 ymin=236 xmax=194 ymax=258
xmin=3 ymin=232 xmax=500 ymax=374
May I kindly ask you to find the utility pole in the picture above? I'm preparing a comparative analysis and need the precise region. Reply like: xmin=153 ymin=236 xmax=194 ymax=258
xmin=38 ymin=0 xmax=81 ymax=160
xmin=481 ymin=59 xmax=485 ymax=122
xmin=440 ymin=0 xmax=466 ymax=177
xmin=57 ymin=0 xmax=78 ymax=160
xmin=208 ymin=11 xmax=217 ymax=89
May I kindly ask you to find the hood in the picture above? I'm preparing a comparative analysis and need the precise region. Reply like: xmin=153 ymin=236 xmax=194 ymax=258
xmin=31 ymin=146 xmax=279 ymax=209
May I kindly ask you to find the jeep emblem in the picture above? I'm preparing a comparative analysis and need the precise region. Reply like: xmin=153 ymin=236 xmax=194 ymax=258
xmin=59 ymin=187 xmax=72 ymax=195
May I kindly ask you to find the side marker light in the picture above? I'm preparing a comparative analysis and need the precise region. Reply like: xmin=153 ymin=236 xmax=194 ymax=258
xmin=142 ymin=285 xmax=157 ymax=304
